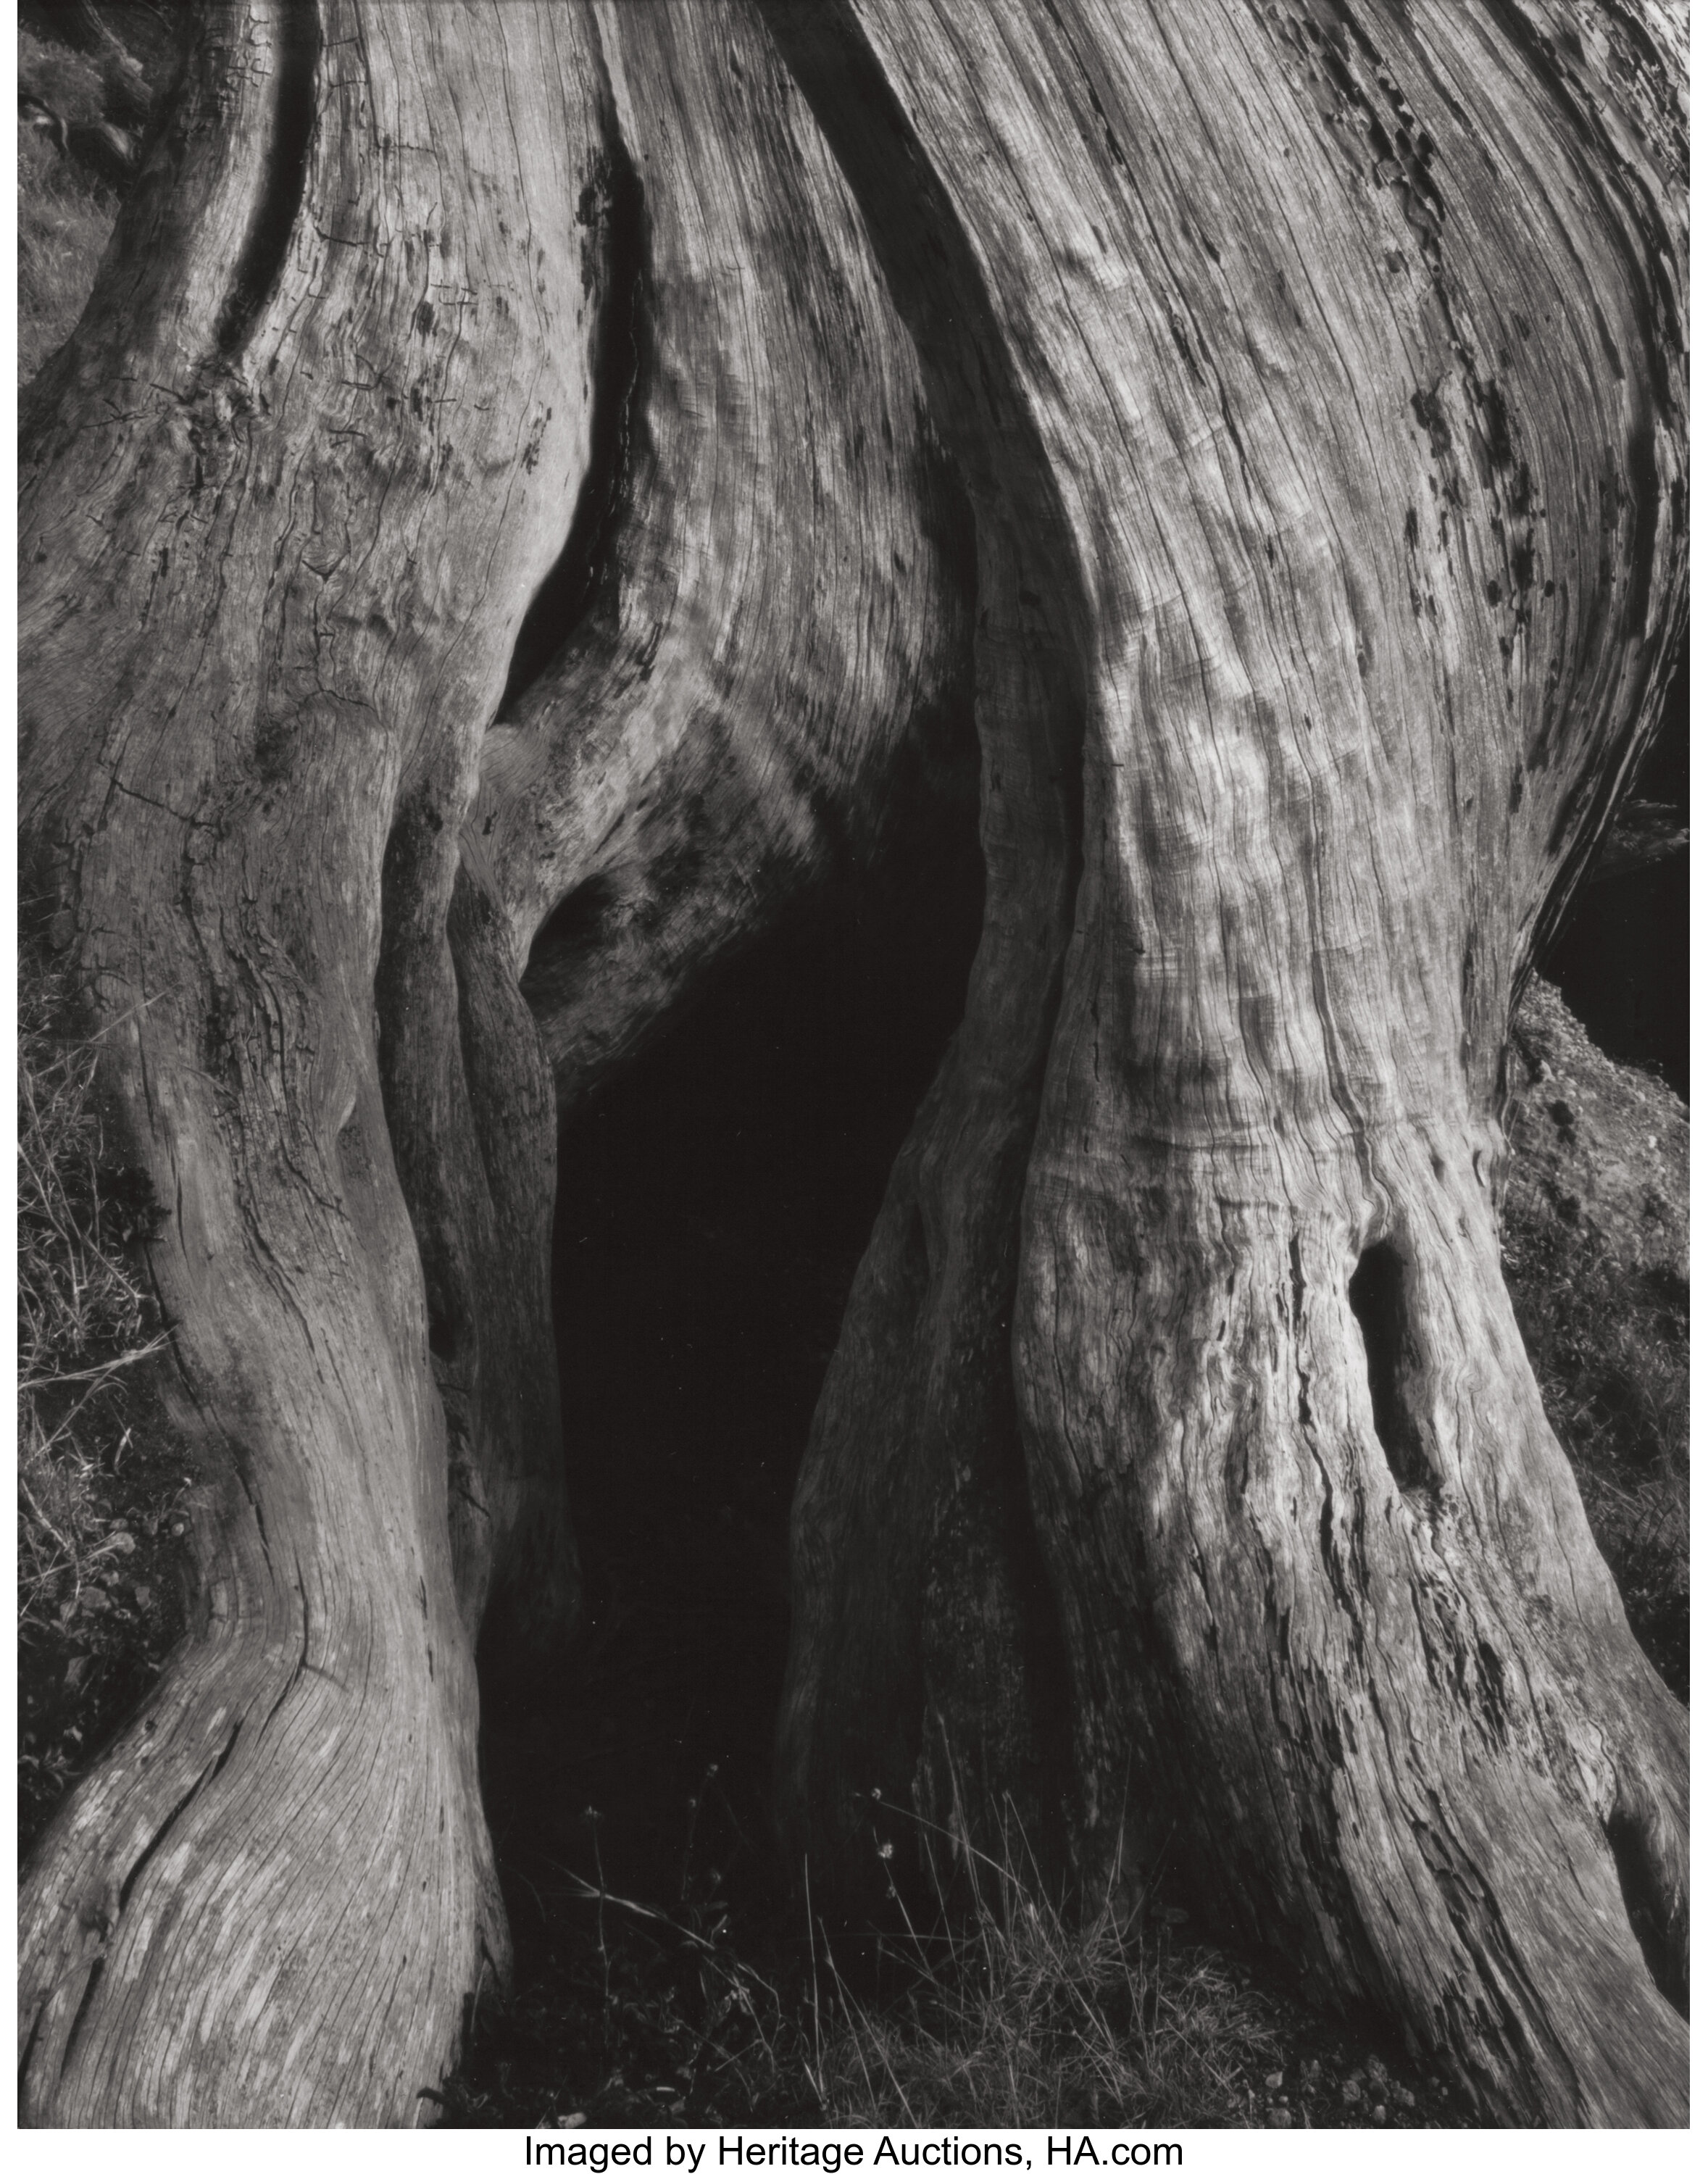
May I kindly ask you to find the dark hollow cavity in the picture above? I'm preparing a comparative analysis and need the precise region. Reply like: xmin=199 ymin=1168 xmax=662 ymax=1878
xmin=498 ymin=138 xmax=649 ymax=715
xmin=214 ymin=1 xmax=320 ymax=357
xmin=478 ymin=838 xmax=983 ymax=1958
xmin=1541 ymin=651 xmax=1687 ymax=1099
xmin=1347 ymin=1241 xmax=1434 ymax=1494
xmin=1604 ymin=1807 xmax=1688 ymax=2019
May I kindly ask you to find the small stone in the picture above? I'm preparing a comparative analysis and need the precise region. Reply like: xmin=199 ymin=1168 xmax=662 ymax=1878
xmin=1341 ymin=2077 xmax=1362 ymax=2104
xmin=1266 ymin=2109 xmax=1292 ymax=2129
xmin=1372 ymin=2105 xmax=1388 ymax=2124
xmin=1265 ymin=2072 xmax=1285 ymax=2090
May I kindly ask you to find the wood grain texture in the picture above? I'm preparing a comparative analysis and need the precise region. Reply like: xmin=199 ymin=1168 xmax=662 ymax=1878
xmin=18 ymin=1 xmax=603 ymax=2123
xmin=13 ymin=0 xmax=1687 ymax=2129
xmin=770 ymin=0 xmax=1686 ymax=2123
xmin=472 ymin=0 xmax=978 ymax=1115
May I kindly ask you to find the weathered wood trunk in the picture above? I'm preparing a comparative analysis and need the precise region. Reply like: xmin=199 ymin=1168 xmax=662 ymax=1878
xmin=17 ymin=0 xmax=1686 ymax=2129
xmin=764 ymin=0 xmax=1688 ymax=2126
xmin=471 ymin=0 xmax=978 ymax=1107
xmin=18 ymin=1 xmax=604 ymax=2123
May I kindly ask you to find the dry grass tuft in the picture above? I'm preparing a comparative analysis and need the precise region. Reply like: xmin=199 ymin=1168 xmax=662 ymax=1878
xmin=800 ymin=1806 xmax=1276 ymax=2128
xmin=19 ymin=982 xmax=157 ymax=1618
xmin=786 ymin=1791 xmax=1278 ymax=2131
xmin=17 ymin=969 xmax=188 ymax=1848
xmin=18 ymin=984 xmax=151 ymax=1377
xmin=440 ymin=1788 xmax=1283 ymax=2129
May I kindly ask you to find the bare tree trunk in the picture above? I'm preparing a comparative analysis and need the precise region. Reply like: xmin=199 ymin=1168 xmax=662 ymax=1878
xmin=17 ymin=0 xmax=1687 ymax=2129
xmin=18 ymin=1 xmax=604 ymax=2123
xmin=471 ymin=0 xmax=979 ymax=1107
xmin=767 ymin=0 xmax=1687 ymax=2126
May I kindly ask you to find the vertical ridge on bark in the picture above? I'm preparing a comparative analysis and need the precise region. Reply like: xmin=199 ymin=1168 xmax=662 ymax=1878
xmin=758 ymin=0 xmax=1092 ymax=1909
xmin=769 ymin=0 xmax=1686 ymax=2122
xmin=12 ymin=0 xmax=1687 ymax=2131
xmin=19 ymin=1 xmax=605 ymax=2123
xmin=471 ymin=0 xmax=980 ymax=1117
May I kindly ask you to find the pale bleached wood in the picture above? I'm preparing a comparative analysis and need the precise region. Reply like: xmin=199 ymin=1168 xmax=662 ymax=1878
xmin=771 ymin=0 xmax=1686 ymax=2125
xmin=14 ymin=0 xmax=1687 ymax=2130
xmin=18 ymin=1 xmax=604 ymax=2124
xmin=472 ymin=0 xmax=977 ymax=1115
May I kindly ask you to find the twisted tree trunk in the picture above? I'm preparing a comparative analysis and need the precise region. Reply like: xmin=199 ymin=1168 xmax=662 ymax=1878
xmin=18 ymin=0 xmax=1686 ymax=2128
xmin=18 ymin=1 xmax=604 ymax=2123
xmin=769 ymin=0 xmax=1688 ymax=2126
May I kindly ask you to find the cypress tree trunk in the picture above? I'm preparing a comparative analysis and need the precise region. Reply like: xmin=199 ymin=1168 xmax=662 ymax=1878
xmin=18 ymin=1 xmax=604 ymax=2123
xmin=767 ymin=0 xmax=1687 ymax=2127
xmin=17 ymin=0 xmax=1686 ymax=2128
xmin=471 ymin=0 xmax=979 ymax=1109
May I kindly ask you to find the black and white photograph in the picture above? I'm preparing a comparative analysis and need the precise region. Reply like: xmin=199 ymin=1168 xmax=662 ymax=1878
xmin=14 ymin=0 xmax=1691 ymax=2137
